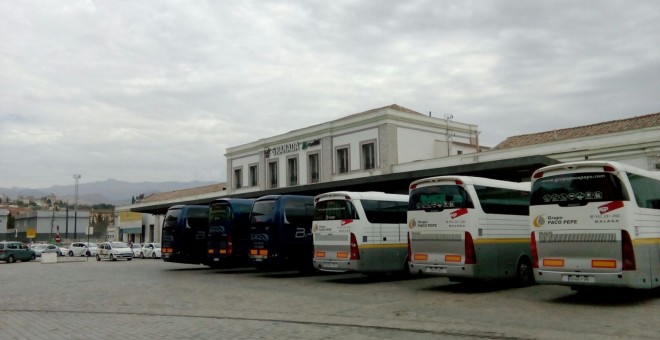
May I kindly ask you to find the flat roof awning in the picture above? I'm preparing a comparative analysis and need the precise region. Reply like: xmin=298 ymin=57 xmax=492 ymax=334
xmin=128 ymin=155 xmax=560 ymax=215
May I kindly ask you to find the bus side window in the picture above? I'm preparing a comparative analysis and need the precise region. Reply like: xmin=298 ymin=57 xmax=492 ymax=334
xmin=627 ymin=173 xmax=660 ymax=209
xmin=284 ymin=199 xmax=313 ymax=225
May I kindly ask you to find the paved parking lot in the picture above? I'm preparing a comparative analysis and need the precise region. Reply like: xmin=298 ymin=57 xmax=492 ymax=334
xmin=0 ymin=257 xmax=658 ymax=339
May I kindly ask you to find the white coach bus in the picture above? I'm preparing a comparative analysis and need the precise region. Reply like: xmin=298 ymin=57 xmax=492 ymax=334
xmin=407 ymin=176 xmax=534 ymax=285
xmin=530 ymin=161 xmax=660 ymax=289
xmin=312 ymin=191 xmax=409 ymax=274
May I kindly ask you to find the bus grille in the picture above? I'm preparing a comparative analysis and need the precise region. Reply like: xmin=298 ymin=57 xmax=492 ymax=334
xmin=411 ymin=233 xmax=462 ymax=242
xmin=537 ymin=232 xmax=616 ymax=243
xmin=315 ymin=234 xmax=349 ymax=242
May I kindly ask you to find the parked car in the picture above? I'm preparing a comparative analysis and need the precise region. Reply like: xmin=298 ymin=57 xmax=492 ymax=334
xmin=68 ymin=242 xmax=98 ymax=257
xmin=31 ymin=243 xmax=63 ymax=257
xmin=58 ymin=245 xmax=69 ymax=256
xmin=130 ymin=243 xmax=143 ymax=258
xmin=96 ymin=242 xmax=133 ymax=261
xmin=0 ymin=241 xmax=36 ymax=263
xmin=140 ymin=242 xmax=161 ymax=259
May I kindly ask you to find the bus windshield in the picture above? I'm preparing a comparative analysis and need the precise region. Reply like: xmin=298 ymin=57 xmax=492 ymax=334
xmin=531 ymin=172 xmax=627 ymax=206
xmin=409 ymin=185 xmax=473 ymax=211
xmin=313 ymin=200 xmax=359 ymax=220
xmin=251 ymin=200 xmax=276 ymax=224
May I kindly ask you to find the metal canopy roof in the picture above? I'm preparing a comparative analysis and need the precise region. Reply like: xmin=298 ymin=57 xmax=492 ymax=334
xmin=130 ymin=155 xmax=559 ymax=215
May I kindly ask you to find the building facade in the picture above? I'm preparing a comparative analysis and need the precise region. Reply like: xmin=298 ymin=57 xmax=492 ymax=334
xmin=13 ymin=210 xmax=90 ymax=243
xmin=225 ymin=104 xmax=480 ymax=196
xmin=114 ymin=211 xmax=161 ymax=244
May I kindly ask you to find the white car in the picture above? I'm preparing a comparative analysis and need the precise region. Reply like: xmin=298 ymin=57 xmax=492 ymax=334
xmin=68 ymin=242 xmax=98 ymax=257
xmin=96 ymin=242 xmax=133 ymax=261
xmin=130 ymin=243 xmax=143 ymax=258
xmin=140 ymin=242 xmax=161 ymax=259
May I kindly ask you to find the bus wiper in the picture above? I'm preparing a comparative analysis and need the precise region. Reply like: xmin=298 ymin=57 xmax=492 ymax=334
xmin=558 ymin=201 xmax=588 ymax=207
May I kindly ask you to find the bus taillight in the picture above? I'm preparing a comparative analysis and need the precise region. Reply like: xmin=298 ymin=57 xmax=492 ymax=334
xmin=350 ymin=233 xmax=360 ymax=260
xmin=531 ymin=231 xmax=539 ymax=268
xmin=603 ymin=165 xmax=616 ymax=172
xmin=532 ymin=172 xmax=543 ymax=179
xmin=464 ymin=231 xmax=476 ymax=265
xmin=621 ymin=230 xmax=636 ymax=271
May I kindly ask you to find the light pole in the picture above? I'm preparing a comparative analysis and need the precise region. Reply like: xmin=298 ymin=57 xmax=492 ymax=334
xmin=73 ymin=174 xmax=81 ymax=239
xmin=444 ymin=114 xmax=454 ymax=156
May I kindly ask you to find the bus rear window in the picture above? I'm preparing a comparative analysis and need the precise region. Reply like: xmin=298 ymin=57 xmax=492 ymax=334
xmin=209 ymin=203 xmax=233 ymax=221
xmin=251 ymin=200 xmax=276 ymax=223
xmin=409 ymin=185 xmax=474 ymax=211
xmin=314 ymin=200 xmax=359 ymax=220
xmin=531 ymin=172 xmax=627 ymax=206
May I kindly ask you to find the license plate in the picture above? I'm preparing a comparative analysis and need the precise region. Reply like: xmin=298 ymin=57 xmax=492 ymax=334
xmin=426 ymin=266 xmax=447 ymax=274
xmin=323 ymin=262 xmax=339 ymax=268
xmin=213 ymin=258 xmax=219 ymax=262
xmin=562 ymin=275 xmax=595 ymax=283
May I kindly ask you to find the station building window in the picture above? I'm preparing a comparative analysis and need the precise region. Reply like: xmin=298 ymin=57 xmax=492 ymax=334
xmin=249 ymin=164 xmax=258 ymax=187
xmin=234 ymin=167 xmax=242 ymax=189
xmin=308 ymin=153 xmax=320 ymax=183
xmin=361 ymin=141 xmax=376 ymax=170
xmin=268 ymin=160 xmax=278 ymax=189
xmin=336 ymin=146 xmax=349 ymax=174
xmin=287 ymin=156 xmax=299 ymax=186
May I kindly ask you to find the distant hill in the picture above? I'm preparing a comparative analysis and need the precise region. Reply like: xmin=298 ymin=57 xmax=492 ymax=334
xmin=0 ymin=179 xmax=219 ymax=206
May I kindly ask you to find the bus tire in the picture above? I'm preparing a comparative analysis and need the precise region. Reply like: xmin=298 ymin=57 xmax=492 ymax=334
xmin=516 ymin=257 xmax=535 ymax=286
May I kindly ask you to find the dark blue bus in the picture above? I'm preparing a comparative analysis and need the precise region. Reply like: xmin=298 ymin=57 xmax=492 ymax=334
xmin=207 ymin=198 xmax=255 ymax=268
xmin=161 ymin=205 xmax=209 ymax=265
xmin=248 ymin=195 xmax=315 ymax=271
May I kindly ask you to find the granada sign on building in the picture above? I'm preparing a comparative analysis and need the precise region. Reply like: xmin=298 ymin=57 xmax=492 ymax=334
xmin=265 ymin=139 xmax=320 ymax=158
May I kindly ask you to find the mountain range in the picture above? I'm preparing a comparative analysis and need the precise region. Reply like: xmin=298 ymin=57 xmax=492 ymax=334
xmin=0 ymin=179 xmax=219 ymax=206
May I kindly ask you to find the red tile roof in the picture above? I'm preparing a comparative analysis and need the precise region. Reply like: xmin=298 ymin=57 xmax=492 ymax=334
xmin=494 ymin=112 xmax=660 ymax=150
xmin=138 ymin=183 xmax=226 ymax=203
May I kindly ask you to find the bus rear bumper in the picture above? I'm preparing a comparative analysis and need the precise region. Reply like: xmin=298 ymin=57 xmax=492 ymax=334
xmin=533 ymin=269 xmax=651 ymax=289
xmin=409 ymin=262 xmax=475 ymax=278
xmin=313 ymin=259 xmax=352 ymax=272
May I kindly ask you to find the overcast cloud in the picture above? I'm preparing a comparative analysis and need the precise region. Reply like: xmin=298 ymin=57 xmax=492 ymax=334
xmin=2 ymin=0 xmax=659 ymax=189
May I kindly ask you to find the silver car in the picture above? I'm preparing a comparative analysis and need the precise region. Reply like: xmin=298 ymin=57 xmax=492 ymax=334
xmin=31 ymin=243 xmax=63 ymax=257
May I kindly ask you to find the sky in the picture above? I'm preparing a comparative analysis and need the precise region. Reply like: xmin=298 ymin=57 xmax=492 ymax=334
xmin=2 ymin=1 xmax=659 ymax=189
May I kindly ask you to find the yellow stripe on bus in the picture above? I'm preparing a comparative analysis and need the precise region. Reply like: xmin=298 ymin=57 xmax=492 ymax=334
xmin=633 ymin=238 xmax=660 ymax=245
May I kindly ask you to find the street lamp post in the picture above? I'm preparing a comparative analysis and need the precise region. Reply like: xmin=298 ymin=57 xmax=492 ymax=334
xmin=73 ymin=174 xmax=81 ymax=239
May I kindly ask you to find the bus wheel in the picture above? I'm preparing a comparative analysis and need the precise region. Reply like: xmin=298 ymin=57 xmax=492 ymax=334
xmin=516 ymin=257 xmax=535 ymax=286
